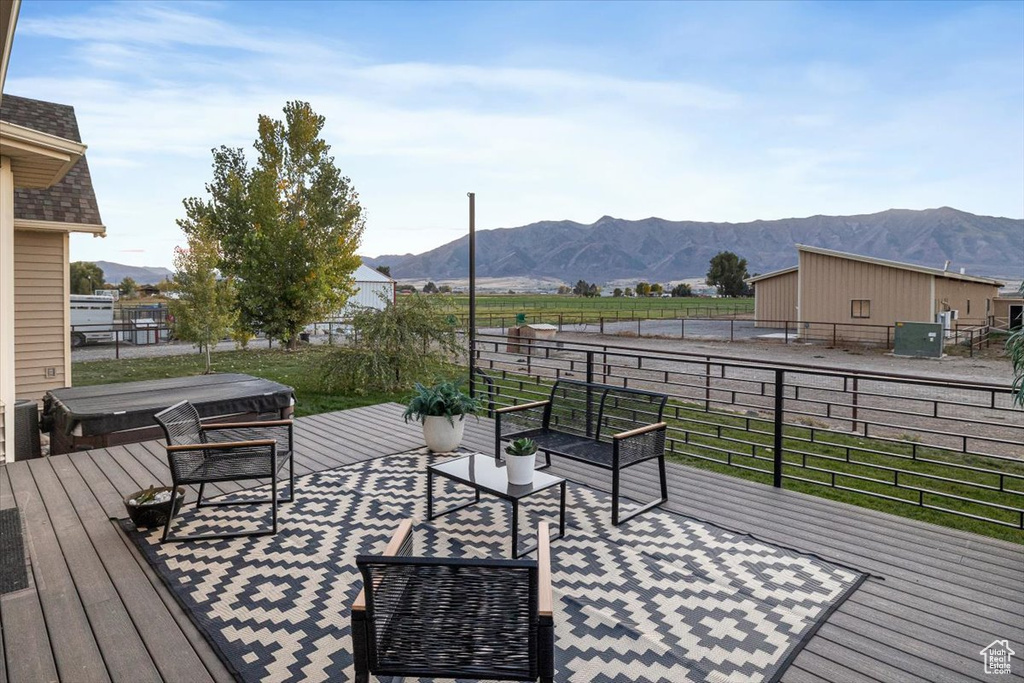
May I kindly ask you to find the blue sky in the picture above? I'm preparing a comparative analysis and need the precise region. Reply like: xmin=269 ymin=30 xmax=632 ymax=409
xmin=7 ymin=0 xmax=1023 ymax=268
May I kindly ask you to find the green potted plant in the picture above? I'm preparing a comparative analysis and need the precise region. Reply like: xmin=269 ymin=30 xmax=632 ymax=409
xmin=504 ymin=437 xmax=539 ymax=485
xmin=124 ymin=484 xmax=186 ymax=529
xmin=403 ymin=380 xmax=480 ymax=452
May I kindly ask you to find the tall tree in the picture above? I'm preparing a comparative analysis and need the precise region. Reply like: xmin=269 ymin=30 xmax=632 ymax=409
xmin=422 ymin=281 xmax=439 ymax=294
xmin=636 ymin=282 xmax=651 ymax=297
xmin=573 ymin=279 xmax=590 ymax=296
xmin=70 ymin=261 xmax=104 ymax=295
xmin=180 ymin=101 xmax=365 ymax=348
xmin=375 ymin=265 xmax=391 ymax=277
xmin=118 ymin=277 xmax=137 ymax=298
xmin=170 ymin=225 xmax=236 ymax=373
xmin=706 ymin=251 xmax=750 ymax=297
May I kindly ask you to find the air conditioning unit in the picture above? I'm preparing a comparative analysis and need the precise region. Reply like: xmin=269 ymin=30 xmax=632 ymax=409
xmin=950 ymin=309 xmax=959 ymax=320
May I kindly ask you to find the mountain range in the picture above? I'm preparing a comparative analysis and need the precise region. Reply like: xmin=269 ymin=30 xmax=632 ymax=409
xmin=91 ymin=261 xmax=174 ymax=285
xmin=363 ymin=207 xmax=1023 ymax=283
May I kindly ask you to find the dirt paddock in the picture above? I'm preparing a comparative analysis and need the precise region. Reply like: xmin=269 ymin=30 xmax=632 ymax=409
xmin=550 ymin=331 xmax=1014 ymax=386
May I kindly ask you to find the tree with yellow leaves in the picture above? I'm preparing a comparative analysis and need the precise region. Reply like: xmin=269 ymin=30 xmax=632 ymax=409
xmin=170 ymin=222 xmax=236 ymax=373
xmin=179 ymin=101 xmax=365 ymax=348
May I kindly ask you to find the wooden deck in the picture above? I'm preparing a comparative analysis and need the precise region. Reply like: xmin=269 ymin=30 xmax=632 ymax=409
xmin=1 ymin=403 xmax=1021 ymax=683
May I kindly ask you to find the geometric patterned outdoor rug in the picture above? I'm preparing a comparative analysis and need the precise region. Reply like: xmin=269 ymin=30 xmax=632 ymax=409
xmin=124 ymin=449 xmax=866 ymax=683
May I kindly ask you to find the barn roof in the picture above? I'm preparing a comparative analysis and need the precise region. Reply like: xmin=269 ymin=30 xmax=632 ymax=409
xmin=746 ymin=266 xmax=798 ymax=284
xmin=354 ymin=263 xmax=395 ymax=283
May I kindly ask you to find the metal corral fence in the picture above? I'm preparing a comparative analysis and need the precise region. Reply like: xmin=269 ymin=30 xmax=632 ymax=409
xmin=470 ymin=333 xmax=1024 ymax=531
xmin=118 ymin=304 xmax=171 ymax=323
xmin=459 ymin=305 xmax=751 ymax=329
xmin=477 ymin=314 xmax=993 ymax=357
xmin=70 ymin=322 xmax=173 ymax=356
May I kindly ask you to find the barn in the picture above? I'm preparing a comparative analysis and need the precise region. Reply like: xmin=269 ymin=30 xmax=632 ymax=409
xmin=992 ymin=294 xmax=1024 ymax=331
xmin=748 ymin=245 xmax=1003 ymax=342
xmin=344 ymin=263 xmax=396 ymax=313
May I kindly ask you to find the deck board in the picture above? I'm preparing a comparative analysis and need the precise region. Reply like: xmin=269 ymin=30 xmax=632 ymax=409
xmin=26 ymin=457 xmax=162 ymax=683
xmin=5 ymin=462 xmax=110 ymax=683
xmin=1 ymin=402 xmax=1021 ymax=683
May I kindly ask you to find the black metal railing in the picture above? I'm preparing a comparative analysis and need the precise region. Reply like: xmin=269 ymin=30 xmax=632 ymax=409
xmin=470 ymin=334 xmax=1024 ymax=531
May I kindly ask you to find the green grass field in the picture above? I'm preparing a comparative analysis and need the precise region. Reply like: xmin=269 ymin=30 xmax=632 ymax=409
xmin=448 ymin=293 xmax=753 ymax=326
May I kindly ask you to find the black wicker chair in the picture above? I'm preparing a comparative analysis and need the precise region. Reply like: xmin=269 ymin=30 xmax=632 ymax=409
xmin=351 ymin=519 xmax=555 ymax=683
xmin=153 ymin=400 xmax=294 ymax=542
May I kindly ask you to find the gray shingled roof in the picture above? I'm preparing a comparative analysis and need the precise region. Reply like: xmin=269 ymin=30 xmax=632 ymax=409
xmin=0 ymin=94 xmax=103 ymax=227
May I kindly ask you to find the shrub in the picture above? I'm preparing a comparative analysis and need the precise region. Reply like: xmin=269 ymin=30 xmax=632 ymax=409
xmin=321 ymin=293 xmax=462 ymax=394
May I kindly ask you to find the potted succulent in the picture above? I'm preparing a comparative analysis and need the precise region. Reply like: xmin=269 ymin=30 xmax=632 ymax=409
xmin=504 ymin=437 xmax=539 ymax=485
xmin=124 ymin=485 xmax=186 ymax=529
xmin=403 ymin=380 xmax=480 ymax=452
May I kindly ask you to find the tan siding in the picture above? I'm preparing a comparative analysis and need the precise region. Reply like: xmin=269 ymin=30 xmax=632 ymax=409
xmin=798 ymin=250 xmax=932 ymax=342
xmin=991 ymin=297 xmax=1024 ymax=330
xmin=933 ymin=277 xmax=1000 ymax=327
xmin=753 ymin=271 xmax=798 ymax=327
xmin=13 ymin=230 xmax=68 ymax=400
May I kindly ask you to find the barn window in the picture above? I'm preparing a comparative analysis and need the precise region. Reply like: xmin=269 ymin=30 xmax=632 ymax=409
xmin=967 ymin=300 xmax=971 ymax=315
xmin=851 ymin=299 xmax=871 ymax=319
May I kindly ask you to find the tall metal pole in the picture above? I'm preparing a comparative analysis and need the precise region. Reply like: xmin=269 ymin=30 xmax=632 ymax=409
xmin=468 ymin=192 xmax=476 ymax=398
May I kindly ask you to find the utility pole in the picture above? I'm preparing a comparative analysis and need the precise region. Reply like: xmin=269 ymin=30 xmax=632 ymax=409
xmin=468 ymin=192 xmax=476 ymax=398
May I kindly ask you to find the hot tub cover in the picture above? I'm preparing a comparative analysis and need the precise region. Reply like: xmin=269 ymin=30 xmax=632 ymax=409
xmin=43 ymin=374 xmax=295 ymax=436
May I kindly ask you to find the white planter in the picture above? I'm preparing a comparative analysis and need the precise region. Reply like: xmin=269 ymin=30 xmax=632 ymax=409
xmin=422 ymin=415 xmax=466 ymax=453
xmin=505 ymin=453 xmax=537 ymax=485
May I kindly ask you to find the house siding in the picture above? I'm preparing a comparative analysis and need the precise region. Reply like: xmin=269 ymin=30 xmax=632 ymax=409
xmin=14 ymin=229 xmax=68 ymax=400
xmin=753 ymin=270 xmax=798 ymax=327
xmin=798 ymin=250 xmax=932 ymax=342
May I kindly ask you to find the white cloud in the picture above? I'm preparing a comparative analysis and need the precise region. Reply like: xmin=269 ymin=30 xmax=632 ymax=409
xmin=7 ymin=1 xmax=1019 ymax=269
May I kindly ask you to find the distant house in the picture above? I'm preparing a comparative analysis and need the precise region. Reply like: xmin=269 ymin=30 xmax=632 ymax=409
xmin=747 ymin=245 xmax=1003 ymax=342
xmin=1 ymin=1 xmax=106 ymax=461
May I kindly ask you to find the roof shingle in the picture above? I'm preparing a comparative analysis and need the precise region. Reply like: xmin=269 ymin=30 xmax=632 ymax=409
xmin=1 ymin=94 xmax=103 ymax=227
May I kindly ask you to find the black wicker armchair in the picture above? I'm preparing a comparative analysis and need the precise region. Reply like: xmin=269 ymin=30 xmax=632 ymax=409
xmin=153 ymin=400 xmax=294 ymax=542
xmin=351 ymin=519 xmax=555 ymax=682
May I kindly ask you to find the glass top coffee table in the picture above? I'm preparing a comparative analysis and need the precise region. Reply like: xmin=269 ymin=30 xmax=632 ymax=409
xmin=427 ymin=453 xmax=566 ymax=558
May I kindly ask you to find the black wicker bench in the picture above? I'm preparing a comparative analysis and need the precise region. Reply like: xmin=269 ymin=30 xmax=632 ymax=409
xmin=352 ymin=519 xmax=555 ymax=682
xmin=494 ymin=379 xmax=669 ymax=525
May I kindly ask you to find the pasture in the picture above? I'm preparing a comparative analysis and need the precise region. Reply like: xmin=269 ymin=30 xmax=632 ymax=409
xmin=449 ymin=293 xmax=753 ymax=325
